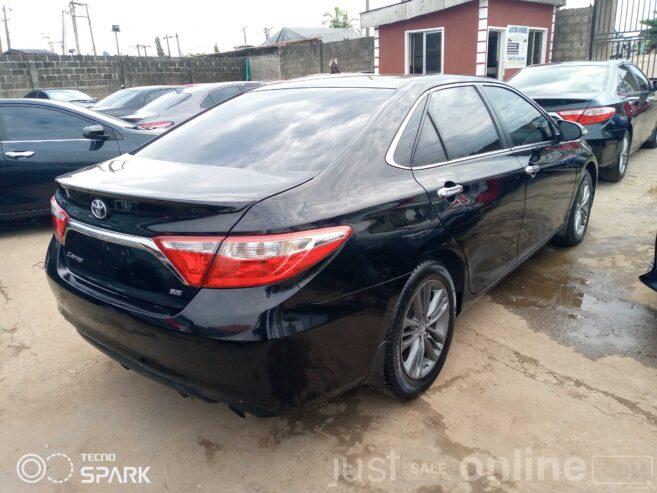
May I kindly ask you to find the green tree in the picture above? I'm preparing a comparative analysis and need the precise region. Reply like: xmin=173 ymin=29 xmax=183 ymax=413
xmin=323 ymin=7 xmax=353 ymax=29
xmin=154 ymin=36 xmax=165 ymax=57
xmin=642 ymin=13 xmax=657 ymax=50
xmin=213 ymin=43 xmax=219 ymax=53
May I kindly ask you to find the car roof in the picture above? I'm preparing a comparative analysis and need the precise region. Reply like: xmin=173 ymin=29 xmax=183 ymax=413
xmin=520 ymin=60 xmax=625 ymax=70
xmin=180 ymin=81 xmax=260 ymax=94
xmin=120 ymin=85 xmax=178 ymax=91
xmin=254 ymin=73 xmax=492 ymax=92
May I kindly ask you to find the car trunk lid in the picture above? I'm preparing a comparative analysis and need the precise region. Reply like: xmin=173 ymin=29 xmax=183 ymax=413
xmin=55 ymin=155 xmax=313 ymax=312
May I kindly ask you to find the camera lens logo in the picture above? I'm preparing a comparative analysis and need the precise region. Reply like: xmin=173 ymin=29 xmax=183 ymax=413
xmin=16 ymin=453 xmax=74 ymax=484
xmin=91 ymin=198 xmax=108 ymax=220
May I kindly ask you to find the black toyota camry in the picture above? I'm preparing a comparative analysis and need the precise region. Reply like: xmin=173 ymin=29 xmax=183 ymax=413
xmin=46 ymin=75 xmax=597 ymax=417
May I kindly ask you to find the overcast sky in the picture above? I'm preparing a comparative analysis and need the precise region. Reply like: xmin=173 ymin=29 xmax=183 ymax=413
xmin=3 ymin=0 xmax=592 ymax=56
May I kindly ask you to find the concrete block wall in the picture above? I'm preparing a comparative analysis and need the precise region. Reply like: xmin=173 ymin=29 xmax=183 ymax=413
xmin=321 ymin=37 xmax=374 ymax=73
xmin=552 ymin=6 xmax=593 ymax=62
xmin=279 ymin=41 xmax=323 ymax=79
xmin=249 ymin=54 xmax=282 ymax=81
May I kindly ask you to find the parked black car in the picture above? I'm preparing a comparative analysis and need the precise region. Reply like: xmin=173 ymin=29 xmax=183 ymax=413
xmin=121 ymin=82 xmax=263 ymax=130
xmin=24 ymin=88 xmax=98 ymax=107
xmin=91 ymin=86 xmax=177 ymax=118
xmin=509 ymin=60 xmax=657 ymax=182
xmin=46 ymin=75 xmax=596 ymax=416
xmin=0 ymin=99 xmax=155 ymax=220
xmin=641 ymin=235 xmax=657 ymax=292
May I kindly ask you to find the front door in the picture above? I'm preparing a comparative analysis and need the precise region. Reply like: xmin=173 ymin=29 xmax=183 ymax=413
xmin=480 ymin=85 xmax=578 ymax=258
xmin=409 ymin=85 xmax=527 ymax=293
xmin=0 ymin=104 xmax=121 ymax=216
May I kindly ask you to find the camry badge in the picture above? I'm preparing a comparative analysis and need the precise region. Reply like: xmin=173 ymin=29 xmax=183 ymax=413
xmin=90 ymin=199 xmax=108 ymax=220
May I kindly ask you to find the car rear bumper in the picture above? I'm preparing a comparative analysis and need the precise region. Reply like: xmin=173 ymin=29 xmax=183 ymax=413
xmin=584 ymin=127 xmax=625 ymax=168
xmin=45 ymin=237 xmax=395 ymax=416
xmin=640 ymin=235 xmax=657 ymax=292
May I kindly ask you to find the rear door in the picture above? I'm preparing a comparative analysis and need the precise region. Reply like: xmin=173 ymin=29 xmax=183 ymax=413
xmin=627 ymin=63 xmax=657 ymax=144
xmin=618 ymin=64 xmax=648 ymax=148
xmin=0 ymin=104 xmax=121 ymax=216
xmin=482 ymin=85 xmax=577 ymax=258
xmin=409 ymin=84 xmax=527 ymax=293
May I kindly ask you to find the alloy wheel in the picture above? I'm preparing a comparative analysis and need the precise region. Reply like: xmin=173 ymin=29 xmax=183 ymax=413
xmin=573 ymin=176 xmax=592 ymax=238
xmin=400 ymin=279 xmax=450 ymax=380
xmin=618 ymin=133 xmax=629 ymax=175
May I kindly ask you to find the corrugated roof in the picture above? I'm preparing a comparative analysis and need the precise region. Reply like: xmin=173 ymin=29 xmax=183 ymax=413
xmin=3 ymin=48 xmax=57 ymax=55
xmin=262 ymin=27 xmax=363 ymax=46
xmin=361 ymin=0 xmax=566 ymax=28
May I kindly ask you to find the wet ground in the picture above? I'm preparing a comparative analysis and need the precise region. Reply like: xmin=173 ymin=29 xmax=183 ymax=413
xmin=1 ymin=149 xmax=656 ymax=492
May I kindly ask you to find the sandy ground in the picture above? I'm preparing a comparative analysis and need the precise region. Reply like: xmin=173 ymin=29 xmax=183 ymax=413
xmin=1 ymin=148 xmax=656 ymax=492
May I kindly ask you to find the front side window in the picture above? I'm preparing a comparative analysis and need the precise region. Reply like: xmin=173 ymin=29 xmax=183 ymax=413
xmin=627 ymin=64 xmax=650 ymax=91
xmin=138 ymin=88 xmax=393 ymax=173
xmin=408 ymin=30 xmax=442 ymax=75
xmin=0 ymin=106 xmax=93 ymax=141
xmin=483 ymin=86 xmax=553 ymax=146
xmin=413 ymin=86 xmax=502 ymax=163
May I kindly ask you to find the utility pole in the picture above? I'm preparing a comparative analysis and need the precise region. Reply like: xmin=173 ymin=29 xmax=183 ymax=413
xmin=365 ymin=0 xmax=371 ymax=37
xmin=112 ymin=24 xmax=121 ymax=56
xmin=135 ymin=44 xmax=150 ymax=56
xmin=164 ymin=34 xmax=172 ymax=57
xmin=42 ymin=34 xmax=55 ymax=52
xmin=2 ymin=4 xmax=11 ymax=51
xmin=241 ymin=26 xmax=248 ymax=45
xmin=69 ymin=1 xmax=80 ymax=54
xmin=175 ymin=33 xmax=181 ymax=57
xmin=61 ymin=10 xmax=67 ymax=54
xmin=263 ymin=26 xmax=272 ymax=42
xmin=69 ymin=2 xmax=96 ymax=56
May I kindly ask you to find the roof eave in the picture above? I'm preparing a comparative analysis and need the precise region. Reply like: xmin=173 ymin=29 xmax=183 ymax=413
xmin=360 ymin=0 xmax=566 ymax=29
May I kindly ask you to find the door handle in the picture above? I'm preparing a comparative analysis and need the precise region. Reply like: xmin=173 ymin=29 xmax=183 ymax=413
xmin=437 ymin=184 xmax=463 ymax=199
xmin=5 ymin=151 xmax=35 ymax=159
xmin=525 ymin=164 xmax=540 ymax=176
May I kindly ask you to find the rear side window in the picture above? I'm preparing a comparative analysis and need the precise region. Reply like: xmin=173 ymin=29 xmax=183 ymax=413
xmin=0 ymin=106 xmax=92 ymax=140
xmin=414 ymin=86 xmax=502 ymax=163
xmin=138 ymin=88 xmax=393 ymax=172
xmin=393 ymin=97 xmax=426 ymax=166
xmin=618 ymin=66 xmax=640 ymax=92
xmin=483 ymin=86 xmax=553 ymax=146
xmin=200 ymin=86 xmax=241 ymax=109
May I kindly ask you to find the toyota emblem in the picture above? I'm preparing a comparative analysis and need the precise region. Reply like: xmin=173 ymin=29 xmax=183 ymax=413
xmin=90 ymin=199 xmax=108 ymax=220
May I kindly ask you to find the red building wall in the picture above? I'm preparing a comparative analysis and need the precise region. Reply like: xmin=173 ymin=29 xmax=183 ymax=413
xmin=488 ymin=0 xmax=554 ymax=79
xmin=378 ymin=1 xmax=479 ymax=75
xmin=377 ymin=0 xmax=554 ymax=78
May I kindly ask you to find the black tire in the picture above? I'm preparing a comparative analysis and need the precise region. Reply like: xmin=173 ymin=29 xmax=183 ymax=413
xmin=554 ymin=169 xmax=594 ymax=247
xmin=600 ymin=131 xmax=630 ymax=182
xmin=381 ymin=260 xmax=455 ymax=400
xmin=643 ymin=125 xmax=657 ymax=149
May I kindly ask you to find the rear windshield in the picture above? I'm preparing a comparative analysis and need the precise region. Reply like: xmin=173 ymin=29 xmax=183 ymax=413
xmin=138 ymin=88 xmax=393 ymax=172
xmin=46 ymin=89 xmax=94 ymax=102
xmin=509 ymin=65 xmax=608 ymax=95
xmin=136 ymin=90 xmax=191 ymax=114
xmin=94 ymin=89 xmax=140 ymax=109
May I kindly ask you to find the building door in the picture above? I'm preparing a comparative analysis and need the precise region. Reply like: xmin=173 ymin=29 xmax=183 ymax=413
xmin=487 ymin=29 xmax=505 ymax=79
xmin=407 ymin=29 xmax=443 ymax=75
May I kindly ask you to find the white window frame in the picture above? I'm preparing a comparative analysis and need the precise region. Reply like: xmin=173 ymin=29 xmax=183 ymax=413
xmin=526 ymin=27 xmax=548 ymax=66
xmin=404 ymin=27 xmax=445 ymax=75
xmin=487 ymin=26 xmax=507 ymax=81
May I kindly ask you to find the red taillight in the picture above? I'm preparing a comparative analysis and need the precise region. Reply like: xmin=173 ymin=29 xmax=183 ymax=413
xmin=154 ymin=226 xmax=352 ymax=288
xmin=557 ymin=106 xmax=615 ymax=126
xmin=138 ymin=121 xmax=174 ymax=130
xmin=50 ymin=196 xmax=69 ymax=243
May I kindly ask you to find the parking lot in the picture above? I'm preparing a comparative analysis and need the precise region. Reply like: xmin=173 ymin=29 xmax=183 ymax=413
xmin=1 ymin=147 xmax=656 ymax=491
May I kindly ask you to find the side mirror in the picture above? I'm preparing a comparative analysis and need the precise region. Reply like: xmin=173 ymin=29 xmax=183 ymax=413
xmin=83 ymin=124 xmax=106 ymax=140
xmin=650 ymin=78 xmax=657 ymax=91
xmin=558 ymin=120 xmax=584 ymax=142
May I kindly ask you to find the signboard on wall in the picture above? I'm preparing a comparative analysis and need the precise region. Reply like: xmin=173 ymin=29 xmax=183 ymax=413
xmin=505 ymin=25 xmax=529 ymax=69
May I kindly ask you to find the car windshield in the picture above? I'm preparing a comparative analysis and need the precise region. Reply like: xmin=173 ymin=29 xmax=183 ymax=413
xmin=509 ymin=65 xmax=608 ymax=96
xmin=135 ymin=89 xmax=191 ymax=115
xmin=46 ymin=89 xmax=94 ymax=102
xmin=94 ymin=89 xmax=140 ymax=109
xmin=138 ymin=87 xmax=394 ymax=172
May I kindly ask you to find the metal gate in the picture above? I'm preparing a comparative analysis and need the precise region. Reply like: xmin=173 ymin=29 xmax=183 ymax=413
xmin=590 ymin=0 xmax=657 ymax=77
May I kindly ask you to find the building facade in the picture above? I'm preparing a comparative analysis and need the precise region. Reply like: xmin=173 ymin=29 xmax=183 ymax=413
xmin=361 ymin=0 xmax=565 ymax=80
